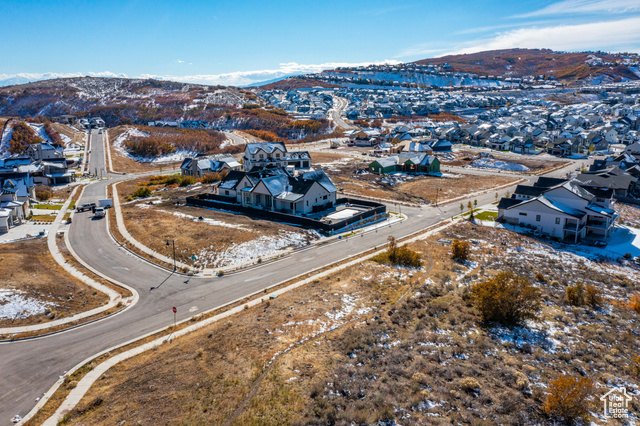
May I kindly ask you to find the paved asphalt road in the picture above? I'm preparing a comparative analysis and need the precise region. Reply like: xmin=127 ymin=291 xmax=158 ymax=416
xmin=223 ymin=131 xmax=246 ymax=146
xmin=330 ymin=96 xmax=357 ymax=130
xmin=0 ymin=129 xmax=580 ymax=423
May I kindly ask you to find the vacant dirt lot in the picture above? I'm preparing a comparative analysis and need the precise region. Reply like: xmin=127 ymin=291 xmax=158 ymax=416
xmin=0 ymin=238 xmax=109 ymax=328
xmin=51 ymin=123 xmax=85 ymax=147
xmin=62 ymin=223 xmax=640 ymax=425
xmin=311 ymin=152 xmax=520 ymax=204
xmin=441 ymin=151 xmax=569 ymax=173
xmin=117 ymin=178 xmax=320 ymax=269
xmin=331 ymin=172 xmax=518 ymax=204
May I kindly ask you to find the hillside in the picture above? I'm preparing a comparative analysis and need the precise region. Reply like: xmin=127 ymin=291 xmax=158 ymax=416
xmin=0 ymin=77 xmax=251 ymax=126
xmin=257 ymin=77 xmax=341 ymax=91
xmin=415 ymin=48 xmax=640 ymax=82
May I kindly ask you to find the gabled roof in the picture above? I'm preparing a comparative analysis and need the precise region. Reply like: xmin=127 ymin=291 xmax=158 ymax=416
xmin=497 ymin=197 xmax=522 ymax=209
xmin=513 ymin=184 xmax=547 ymax=197
xmin=301 ymin=170 xmax=337 ymax=193
xmin=246 ymin=142 xmax=286 ymax=155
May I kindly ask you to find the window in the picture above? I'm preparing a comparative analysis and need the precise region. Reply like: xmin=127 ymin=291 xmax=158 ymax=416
xmin=519 ymin=212 xmax=527 ymax=216
xmin=259 ymin=154 xmax=264 ymax=160
xmin=225 ymin=190 xmax=229 ymax=196
xmin=323 ymin=195 xmax=327 ymax=200
xmin=555 ymin=217 xmax=560 ymax=225
xmin=536 ymin=215 xmax=541 ymax=222
xmin=276 ymin=153 xmax=280 ymax=158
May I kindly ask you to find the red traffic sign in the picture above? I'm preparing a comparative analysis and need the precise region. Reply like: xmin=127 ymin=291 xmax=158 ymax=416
xmin=172 ymin=307 xmax=177 ymax=314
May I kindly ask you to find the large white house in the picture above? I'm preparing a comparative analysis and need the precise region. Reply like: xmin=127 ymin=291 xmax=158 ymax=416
xmin=497 ymin=178 xmax=618 ymax=243
xmin=243 ymin=143 xmax=311 ymax=172
xmin=216 ymin=168 xmax=337 ymax=215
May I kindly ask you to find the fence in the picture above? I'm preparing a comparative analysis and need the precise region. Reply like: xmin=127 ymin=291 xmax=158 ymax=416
xmin=186 ymin=195 xmax=386 ymax=233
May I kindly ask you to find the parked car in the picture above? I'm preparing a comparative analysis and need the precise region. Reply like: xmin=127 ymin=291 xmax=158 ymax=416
xmin=76 ymin=203 xmax=96 ymax=212
xmin=94 ymin=207 xmax=106 ymax=218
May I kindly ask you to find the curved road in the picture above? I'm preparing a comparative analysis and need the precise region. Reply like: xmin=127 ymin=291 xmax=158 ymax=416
xmin=0 ymin=129 xmax=579 ymax=423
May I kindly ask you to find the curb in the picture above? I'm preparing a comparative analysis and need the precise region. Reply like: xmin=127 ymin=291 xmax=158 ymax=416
xmin=0 ymin=187 xmax=127 ymax=336
xmin=38 ymin=218 xmax=460 ymax=425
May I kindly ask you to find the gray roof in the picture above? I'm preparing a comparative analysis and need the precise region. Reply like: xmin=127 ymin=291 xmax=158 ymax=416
xmin=302 ymin=170 xmax=337 ymax=193
xmin=246 ymin=142 xmax=286 ymax=155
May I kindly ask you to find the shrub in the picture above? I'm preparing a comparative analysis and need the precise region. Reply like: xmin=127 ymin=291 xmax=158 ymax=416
xmin=534 ymin=272 xmax=546 ymax=283
xmin=460 ymin=377 xmax=481 ymax=393
xmin=200 ymin=170 xmax=228 ymax=184
xmin=147 ymin=174 xmax=180 ymax=186
xmin=8 ymin=121 xmax=43 ymax=154
xmin=584 ymin=284 xmax=602 ymax=308
xmin=565 ymin=281 xmax=585 ymax=306
xmin=630 ymin=293 xmax=640 ymax=314
xmin=471 ymin=272 xmax=541 ymax=325
xmin=179 ymin=176 xmax=196 ymax=187
xmin=132 ymin=187 xmax=152 ymax=198
xmin=543 ymin=376 xmax=594 ymax=423
xmin=372 ymin=236 xmax=422 ymax=268
xmin=632 ymin=354 xmax=640 ymax=376
xmin=451 ymin=239 xmax=470 ymax=262
xmin=35 ymin=185 xmax=53 ymax=201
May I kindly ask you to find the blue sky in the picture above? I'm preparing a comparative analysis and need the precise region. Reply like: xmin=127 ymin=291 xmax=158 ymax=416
xmin=1 ymin=0 xmax=639 ymax=86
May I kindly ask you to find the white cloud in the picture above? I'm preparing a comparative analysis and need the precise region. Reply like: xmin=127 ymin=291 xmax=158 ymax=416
xmin=0 ymin=60 xmax=402 ymax=88
xmin=177 ymin=60 xmax=184 ymax=64
xmin=516 ymin=0 xmax=640 ymax=17
xmin=444 ymin=17 xmax=640 ymax=55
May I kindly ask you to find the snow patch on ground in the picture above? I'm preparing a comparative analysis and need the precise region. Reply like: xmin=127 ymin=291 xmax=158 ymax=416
xmin=470 ymin=158 xmax=530 ymax=172
xmin=113 ymin=127 xmax=195 ymax=163
xmin=136 ymin=204 xmax=249 ymax=230
xmin=0 ymin=289 xmax=55 ymax=320
xmin=26 ymin=123 xmax=52 ymax=143
xmin=0 ymin=122 xmax=13 ymax=159
xmin=198 ymin=230 xmax=320 ymax=268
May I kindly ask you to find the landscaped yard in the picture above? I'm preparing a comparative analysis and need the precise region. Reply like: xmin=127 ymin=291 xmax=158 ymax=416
xmin=0 ymin=238 xmax=109 ymax=328
xmin=58 ymin=222 xmax=640 ymax=425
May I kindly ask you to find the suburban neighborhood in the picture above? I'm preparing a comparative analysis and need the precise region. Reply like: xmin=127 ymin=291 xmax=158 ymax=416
xmin=1 ymin=18 xmax=640 ymax=423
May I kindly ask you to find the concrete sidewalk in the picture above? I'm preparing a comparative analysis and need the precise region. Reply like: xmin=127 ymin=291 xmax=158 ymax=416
xmin=0 ymin=186 xmax=132 ymax=336
xmin=40 ymin=218 xmax=460 ymax=425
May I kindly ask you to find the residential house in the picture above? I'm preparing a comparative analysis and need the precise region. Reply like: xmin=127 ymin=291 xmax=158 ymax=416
xmin=0 ymin=188 xmax=27 ymax=233
xmin=368 ymin=153 xmax=440 ymax=174
xmin=242 ymin=143 xmax=310 ymax=172
xmin=215 ymin=167 xmax=337 ymax=215
xmin=180 ymin=154 xmax=241 ymax=178
xmin=26 ymin=142 xmax=65 ymax=162
xmin=497 ymin=178 xmax=617 ymax=243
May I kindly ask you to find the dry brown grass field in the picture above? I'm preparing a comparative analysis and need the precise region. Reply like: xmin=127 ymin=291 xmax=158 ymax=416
xmin=61 ymin=222 xmax=640 ymax=425
xmin=618 ymin=203 xmax=640 ymax=229
xmin=51 ymin=123 xmax=85 ymax=146
xmin=0 ymin=238 xmax=109 ymax=328
xmin=117 ymin=177 xmax=319 ymax=268
xmin=332 ymin=173 xmax=518 ymax=204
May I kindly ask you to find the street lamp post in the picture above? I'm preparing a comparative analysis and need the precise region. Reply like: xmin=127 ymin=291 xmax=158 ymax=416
xmin=166 ymin=239 xmax=176 ymax=271
xmin=435 ymin=187 xmax=441 ymax=207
